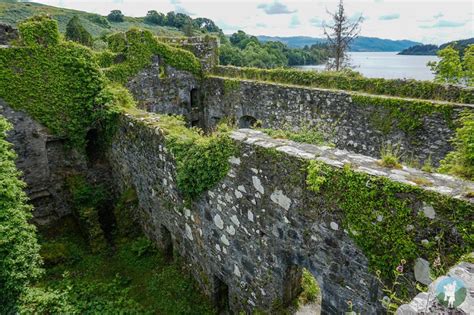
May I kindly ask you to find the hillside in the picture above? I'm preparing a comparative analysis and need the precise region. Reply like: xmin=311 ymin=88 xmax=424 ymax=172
xmin=399 ymin=38 xmax=474 ymax=55
xmin=0 ymin=1 xmax=184 ymax=37
xmin=257 ymin=35 xmax=420 ymax=52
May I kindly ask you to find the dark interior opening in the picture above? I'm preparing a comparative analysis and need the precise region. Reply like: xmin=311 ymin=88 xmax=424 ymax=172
xmin=213 ymin=276 xmax=229 ymax=314
xmin=161 ymin=225 xmax=173 ymax=262
xmin=239 ymin=115 xmax=257 ymax=129
xmin=191 ymin=119 xmax=200 ymax=127
xmin=85 ymin=129 xmax=101 ymax=165
xmin=97 ymin=198 xmax=117 ymax=248
xmin=190 ymin=88 xmax=200 ymax=109
xmin=283 ymin=264 xmax=303 ymax=306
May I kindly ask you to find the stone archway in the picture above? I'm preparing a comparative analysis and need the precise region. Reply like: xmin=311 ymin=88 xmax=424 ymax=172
xmin=239 ymin=115 xmax=257 ymax=128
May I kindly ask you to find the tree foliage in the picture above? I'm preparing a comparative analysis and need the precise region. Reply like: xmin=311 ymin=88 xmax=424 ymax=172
xmin=428 ymin=44 xmax=474 ymax=86
xmin=323 ymin=0 xmax=363 ymax=71
xmin=65 ymin=16 xmax=93 ymax=47
xmin=0 ymin=116 xmax=42 ymax=313
xmin=107 ymin=10 xmax=124 ymax=22
xmin=219 ymin=30 xmax=330 ymax=68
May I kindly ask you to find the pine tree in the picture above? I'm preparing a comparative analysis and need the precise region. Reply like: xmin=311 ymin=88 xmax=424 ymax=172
xmin=323 ymin=0 xmax=363 ymax=71
xmin=65 ymin=16 xmax=92 ymax=47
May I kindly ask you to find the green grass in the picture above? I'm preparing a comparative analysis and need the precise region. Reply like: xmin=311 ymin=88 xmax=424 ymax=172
xmin=33 ymin=217 xmax=215 ymax=314
xmin=0 ymin=2 xmax=184 ymax=38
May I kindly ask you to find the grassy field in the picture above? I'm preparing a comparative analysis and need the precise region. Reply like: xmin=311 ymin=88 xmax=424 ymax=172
xmin=0 ymin=1 xmax=184 ymax=37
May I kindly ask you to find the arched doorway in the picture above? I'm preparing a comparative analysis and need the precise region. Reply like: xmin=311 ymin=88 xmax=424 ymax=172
xmin=239 ymin=115 xmax=257 ymax=129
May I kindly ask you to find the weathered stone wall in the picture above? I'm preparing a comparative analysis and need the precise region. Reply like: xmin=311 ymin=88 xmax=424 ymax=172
xmin=201 ymin=77 xmax=474 ymax=165
xmin=126 ymin=57 xmax=202 ymax=126
xmin=107 ymin=111 xmax=474 ymax=314
xmin=0 ymin=23 xmax=18 ymax=46
xmin=158 ymin=36 xmax=219 ymax=72
xmin=0 ymin=100 xmax=86 ymax=225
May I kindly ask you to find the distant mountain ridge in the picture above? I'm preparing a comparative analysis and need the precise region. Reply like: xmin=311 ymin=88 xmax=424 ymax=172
xmin=256 ymin=35 xmax=421 ymax=52
xmin=399 ymin=38 xmax=474 ymax=55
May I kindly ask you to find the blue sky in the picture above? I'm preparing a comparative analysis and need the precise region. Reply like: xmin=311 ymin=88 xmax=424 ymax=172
xmin=32 ymin=0 xmax=473 ymax=44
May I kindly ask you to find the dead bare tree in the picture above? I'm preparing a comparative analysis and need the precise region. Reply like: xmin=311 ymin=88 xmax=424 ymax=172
xmin=323 ymin=0 xmax=363 ymax=71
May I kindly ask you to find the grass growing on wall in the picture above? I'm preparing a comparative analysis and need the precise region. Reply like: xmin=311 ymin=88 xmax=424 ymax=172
xmin=213 ymin=65 xmax=474 ymax=104
xmin=0 ymin=116 xmax=42 ymax=313
xmin=305 ymin=161 xmax=473 ymax=289
xmin=102 ymin=28 xmax=202 ymax=83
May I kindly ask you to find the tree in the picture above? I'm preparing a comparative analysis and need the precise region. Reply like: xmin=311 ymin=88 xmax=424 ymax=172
xmin=182 ymin=21 xmax=194 ymax=37
xmin=107 ymin=10 xmax=124 ymax=22
xmin=144 ymin=10 xmax=165 ymax=25
xmin=323 ymin=0 xmax=362 ymax=71
xmin=463 ymin=45 xmax=474 ymax=86
xmin=428 ymin=45 xmax=463 ymax=84
xmin=65 ymin=16 xmax=92 ymax=47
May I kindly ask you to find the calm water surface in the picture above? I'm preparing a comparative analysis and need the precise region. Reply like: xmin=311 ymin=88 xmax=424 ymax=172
xmin=296 ymin=52 xmax=439 ymax=81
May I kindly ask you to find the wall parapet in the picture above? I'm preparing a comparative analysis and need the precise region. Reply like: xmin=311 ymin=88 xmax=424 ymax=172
xmin=202 ymin=76 xmax=474 ymax=166
xmin=108 ymin=109 xmax=473 ymax=314
xmin=211 ymin=65 xmax=474 ymax=104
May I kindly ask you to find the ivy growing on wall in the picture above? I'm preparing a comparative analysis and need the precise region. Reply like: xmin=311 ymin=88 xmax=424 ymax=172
xmin=305 ymin=161 xmax=473 ymax=287
xmin=0 ymin=15 xmax=135 ymax=150
xmin=102 ymin=28 xmax=202 ymax=83
xmin=351 ymin=95 xmax=455 ymax=135
xmin=125 ymin=109 xmax=237 ymax=201
xmin=213 ymin=65 xmax=474 ymax=104
xmin=0 ymin=116 xmax=42 ymax=313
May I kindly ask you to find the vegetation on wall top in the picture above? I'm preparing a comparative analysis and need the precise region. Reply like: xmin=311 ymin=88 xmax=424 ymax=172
xmin=102 ymin=28 xmax=202 ymax=83
xmin=212 ymin=65 xmax=474 ymax=104
xmin=0 ymin=116 xmax=42 ymax=313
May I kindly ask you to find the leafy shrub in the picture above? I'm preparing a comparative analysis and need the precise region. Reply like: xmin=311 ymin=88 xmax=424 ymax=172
xmin=156 ymin=114 xmax=237 ymax=200
xmin=0 ymin=116 xmax=42 ymax=313
xmin=18 ymin=14 xmax=60 ymax=47
xmin=213 ymin=65 xmax=474 ymax=103
xmin=439 ymin=112 xmax=474 ymax=180
xmin=65 ymin=16 xmax=92 ymax=47
xmin=19 ymin=287 xmax=74 ymax=314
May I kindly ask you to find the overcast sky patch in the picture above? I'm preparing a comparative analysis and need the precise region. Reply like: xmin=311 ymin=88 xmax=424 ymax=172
xmin=257 ymin=1 xmax=296 ymax=15
xmin=379 ymin=13 xmax=400 ymax=20
xmin=420 ymin=19 xmax=467 ymax=28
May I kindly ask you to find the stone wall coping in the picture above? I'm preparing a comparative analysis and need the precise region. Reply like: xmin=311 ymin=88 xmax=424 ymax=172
xmin=210 ymin=75 xmax=474 ymax=108
xmin=231 ymin=128 xmax=474 ymax=203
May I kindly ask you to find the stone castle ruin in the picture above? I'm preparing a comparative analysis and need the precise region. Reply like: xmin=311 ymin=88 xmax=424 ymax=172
xmin=1 ymin=24 xmax=473 ymax=314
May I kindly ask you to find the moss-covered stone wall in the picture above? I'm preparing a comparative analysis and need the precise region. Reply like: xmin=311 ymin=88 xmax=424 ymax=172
xmin=107 ymin=110 xmax=473 ymax=314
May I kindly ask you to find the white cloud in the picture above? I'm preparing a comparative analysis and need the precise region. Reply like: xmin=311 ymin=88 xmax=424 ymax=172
xmin=257 ymin=1 xmax=296 ymax=15
xmin=379 ymin=13 xmax=400 ymax=20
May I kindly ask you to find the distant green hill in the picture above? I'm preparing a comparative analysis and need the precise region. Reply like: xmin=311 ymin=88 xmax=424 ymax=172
xmin=0 ymin=1 xmax=184 ymax=37
xmin=399 ymin=38 xmax=474 ymax=55
xmin=257 ymin=35 xmax=421 ymax=52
